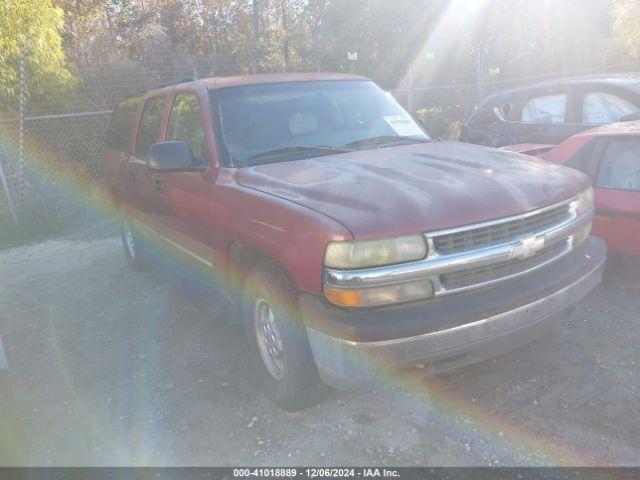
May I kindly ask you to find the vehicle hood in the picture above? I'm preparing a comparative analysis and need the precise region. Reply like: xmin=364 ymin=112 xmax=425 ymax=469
xmin=236 ymin=141 xmax=589 ymax=239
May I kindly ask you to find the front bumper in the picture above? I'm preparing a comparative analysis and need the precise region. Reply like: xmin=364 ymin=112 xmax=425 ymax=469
xmin=302 ymin=237 xmax=606 ymax=388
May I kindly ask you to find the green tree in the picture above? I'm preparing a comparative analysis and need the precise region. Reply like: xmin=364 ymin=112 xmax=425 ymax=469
xmin=0 ymin=0 xmax=75 ymax=111
xmin=614 ymin=0 xmax=640 ymax=58
xmin=53 ymin=0 xmax=110 ymax=64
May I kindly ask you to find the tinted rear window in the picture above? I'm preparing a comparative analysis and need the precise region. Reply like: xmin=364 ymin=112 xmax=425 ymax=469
xmin=105 ymin=96 xmax=141 ymax=151
xmin=134 ymin=95 xmax=167 ymax=158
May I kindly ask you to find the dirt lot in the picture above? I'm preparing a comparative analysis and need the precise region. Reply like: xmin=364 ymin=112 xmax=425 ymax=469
xmin=0 ymin=233 xmax=639 ymax=466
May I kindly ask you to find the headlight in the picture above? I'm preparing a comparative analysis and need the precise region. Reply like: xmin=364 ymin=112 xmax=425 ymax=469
xmin=571 ymin=187 xmax=594 ymax=215
xmin=324 ymin=279 xmax=434 ymax=308
xmin=324 ymin=234 xmax=428 ymax=269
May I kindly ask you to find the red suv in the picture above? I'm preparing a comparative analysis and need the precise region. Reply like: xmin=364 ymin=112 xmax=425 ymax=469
xmin=103 ymin=73 xmax=605 ymax=410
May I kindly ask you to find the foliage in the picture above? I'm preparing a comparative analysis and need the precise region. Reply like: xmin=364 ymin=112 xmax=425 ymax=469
xmin=416 ymin=106 xmax=464 ymax=141
xmin=1 ymin=0 xmax=634 ymax=114
xmin=614 ymin=0 xmax=640 ymax=59
xmin=0 ymin=0 xmax=75 ymax=112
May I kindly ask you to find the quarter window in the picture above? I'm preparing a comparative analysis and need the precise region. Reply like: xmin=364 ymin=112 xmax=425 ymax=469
xmin=582 ymin=92 xmax=640 ymax=124
xmin=166 ymin=94 xmax=206 ymax=160
xmin=521 ymin=94 xmax=567 ymax=123
xmin=596 ymin=140 xmax=640 ymax=191
xmin=105 ymin=96 xmax=141 ymax=151
xmin=134 ymin=95 xmax=166 ymax=158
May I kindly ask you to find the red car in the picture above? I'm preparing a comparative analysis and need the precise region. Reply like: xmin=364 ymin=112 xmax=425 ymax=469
xmin=507 ymin=122 xmax=640 ymax=256
xmin=103 ymin=73 xmax=605 ymax=410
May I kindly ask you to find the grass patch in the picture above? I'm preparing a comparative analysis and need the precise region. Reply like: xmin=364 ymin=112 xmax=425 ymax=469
xmin=0 ymin=211 xmax=72 ymax=250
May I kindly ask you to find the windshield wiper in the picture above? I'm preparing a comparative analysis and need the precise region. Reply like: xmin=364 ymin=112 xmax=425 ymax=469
xmin=345 ymin=135 xmax=431 ymax=149
xmin=242 ymin=145 xmax=351 ymax=165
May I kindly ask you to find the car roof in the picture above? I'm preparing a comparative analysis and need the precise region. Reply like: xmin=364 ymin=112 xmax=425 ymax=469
xmin=200 ymin=72 xmax=369 ymax=90
xmin=118 ymin=73 xmax=371 ymax=110
xmin=480 ymin=72 xmax=640 ymax=107
xmin=138 ymin=73 xmax=369 ymax=98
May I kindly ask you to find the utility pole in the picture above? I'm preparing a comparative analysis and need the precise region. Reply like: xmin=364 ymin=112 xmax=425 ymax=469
xmin=253 ymin=0 xmax=261 ymax=73
xmin=407 ymin=63 xmax=414 ymax=114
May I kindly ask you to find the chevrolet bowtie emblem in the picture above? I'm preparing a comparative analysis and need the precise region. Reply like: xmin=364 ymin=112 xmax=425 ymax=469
xmin=510 ymin=235 xmax=545 ymax=260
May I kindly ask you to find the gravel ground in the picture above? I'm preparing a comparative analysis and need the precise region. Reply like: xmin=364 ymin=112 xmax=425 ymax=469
xmin=0 ymin=235 xmax=638 ymax=466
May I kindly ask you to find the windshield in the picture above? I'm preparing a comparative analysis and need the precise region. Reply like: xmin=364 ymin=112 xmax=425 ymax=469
xmin=211 ymin=80 xmax=430 ymax=166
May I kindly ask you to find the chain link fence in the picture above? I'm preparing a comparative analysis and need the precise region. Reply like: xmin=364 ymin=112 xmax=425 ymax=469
xmin=0 ymin=52 xmax=219 ymax=246
xmin=0 ymin=50 xmax=638 ymax=247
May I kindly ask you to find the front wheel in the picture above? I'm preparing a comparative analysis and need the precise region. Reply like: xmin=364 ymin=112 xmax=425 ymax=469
xmin=242 ymin=263 xmax=327 ymax=411
xmin=121 ymin=217 xmax=150 ymax=272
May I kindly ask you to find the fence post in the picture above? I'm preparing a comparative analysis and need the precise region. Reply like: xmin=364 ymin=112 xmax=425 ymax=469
xmin=18 ymin=47 xmax=25 ymax=207
xmin=0 ymin=153 xmax=18 ymax=226
xmin=191 ymin=53 xmax=198 ymax=80
xmin=474 ymin=49 xmax=488 ymax=106
xmin=252 ymin=0 xmax=261 ymax=73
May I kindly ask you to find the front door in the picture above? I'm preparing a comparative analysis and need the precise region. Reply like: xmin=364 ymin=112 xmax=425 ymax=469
xmin=591 ymin=138 xmax=640 ymax=256
xmin=149 ymin=89 xmax=229 ymax=311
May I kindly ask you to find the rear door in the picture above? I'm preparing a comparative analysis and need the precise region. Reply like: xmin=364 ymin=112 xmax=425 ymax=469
xmin=129 ymin=94 xmax=168 ymax=223
xmin=103 ymin=95 xmax=141 ymax=206
xmin=508 ymin=88 xmax=585 ymax=144
xmin=575 ymin=86 xmax=640 ymax=128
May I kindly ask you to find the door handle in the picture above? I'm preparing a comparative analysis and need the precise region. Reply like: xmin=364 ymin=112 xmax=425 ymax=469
xmin=128 ymin=171 xmax=137 ymax=184
xmin=153 ymin=178 xmax=164 ymax=193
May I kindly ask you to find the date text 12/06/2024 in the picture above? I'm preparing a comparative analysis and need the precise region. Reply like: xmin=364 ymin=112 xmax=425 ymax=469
xmin=233 ymin=468 xmax=400 ymax=478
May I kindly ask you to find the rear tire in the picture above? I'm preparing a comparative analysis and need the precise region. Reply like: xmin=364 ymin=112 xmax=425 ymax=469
xmin=242 ymin=263 xmax=327 ymax=411
xmin=121 ymin=217 xmax=150 ymax=272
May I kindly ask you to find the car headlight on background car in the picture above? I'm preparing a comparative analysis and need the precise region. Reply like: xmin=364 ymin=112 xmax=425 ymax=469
xmin=571 ymin=187 xmax=594 ymax=215
xmin=324 ymin=234 xmax=428 ymax=269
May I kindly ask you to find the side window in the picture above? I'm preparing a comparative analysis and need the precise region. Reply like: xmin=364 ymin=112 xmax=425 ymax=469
xmin=563 ymin=139 xmax=599 ymax=180
xmin=105 ymin=96 xmax=141 ymax=151
xmin=521 ymin=94 xmax=567 ymax=124
xmin=166 ymin=94 xmax=206 ymax=160
xmin=134 ymin=95 xmax=166 ymax=158
xmin=596 ymin=140 xmax=640 ymax=192
xmin=493 ymin=101 xmax=517 ymax=121
xmin=582 ymin=92 xmax=640 ymax=124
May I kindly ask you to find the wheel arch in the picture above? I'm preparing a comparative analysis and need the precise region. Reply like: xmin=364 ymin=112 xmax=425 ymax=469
xmin=226 ymin=242 xmax=300 ymax=299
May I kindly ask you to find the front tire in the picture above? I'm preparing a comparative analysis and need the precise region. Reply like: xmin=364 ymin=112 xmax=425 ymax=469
xmin=121 ymin=217 xmax=150 ymax=272
xmin=242 ymin=263 xmax=327 ymax=411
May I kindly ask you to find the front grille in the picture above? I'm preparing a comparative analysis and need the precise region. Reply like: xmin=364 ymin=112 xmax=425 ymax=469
xmin=433 ymin=203 xmax=571 ymax=255
xmin=440 ymin=240 xmax=569 ymax=290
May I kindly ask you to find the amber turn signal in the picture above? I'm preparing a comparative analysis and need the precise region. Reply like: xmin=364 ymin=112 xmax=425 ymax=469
xmin=324 ymin=287 xmax=363 ymax=307
xmin=324 ymin=279 xmax=434 ymax=308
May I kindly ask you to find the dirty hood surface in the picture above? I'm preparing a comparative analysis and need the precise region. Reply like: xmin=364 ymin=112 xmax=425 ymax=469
xmin=236 ymin=141 xmax=589 ymax=239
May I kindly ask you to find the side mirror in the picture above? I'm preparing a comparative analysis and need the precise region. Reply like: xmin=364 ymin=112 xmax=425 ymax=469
xmin=147 ymin=141 xmax=202 ymax=172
